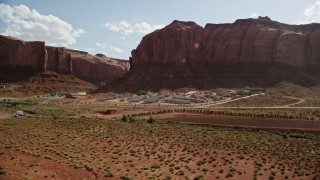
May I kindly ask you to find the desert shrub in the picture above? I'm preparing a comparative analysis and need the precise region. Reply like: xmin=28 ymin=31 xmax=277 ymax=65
xmin=73 ymin=164 xmax=81 ymax=169
xmin=120 ymin=175 xmax=131 ymax=180
xmin=137 ymin=90 xmax=147 ymax=96
xmin=52 ymin=115 xmax=58 ymax=120
xmin=84 ymin=164 xmax=93 ymax=172
xmin=129 ymin=117 xmax=135 ymax=123
xmin=44 ymin=156 xmax=52 ymax=160
xmin=151 ymin=164 xmax=160 ymax=169
xmin=288 ymin=133 xmax=306 ymax=139
xmin=105 ymin=171 xmax=114 ymax=177
xmin=166 ymin=120 xmax=179 ymax=124
xmin=177 ymin=170 xmax=184 ymax=176
xmin=0 ymin=166 xmax=5 ymax=175
xmin=194 ymin=175 xmax=204 ymax=180
xmin=147 ymin=117 xmax=155 ymax=124
xmin=121 ymin=115 xmax=128 ymax=122
xmin=202 ymin=168 xmax=208 ymax=172
xmin=197 ymin=160 xmax=206 ymax=166
xmin=0 ymin=169 xmax=6 ymax=175
xmin=226 ymin=172 xmax=233 ymax=178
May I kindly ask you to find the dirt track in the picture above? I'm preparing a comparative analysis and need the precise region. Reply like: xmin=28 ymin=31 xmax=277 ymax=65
xmin=0 ymin=112 xmax=11 ymax=120
xmin=154 ymin=113 xmax=320 ymax=131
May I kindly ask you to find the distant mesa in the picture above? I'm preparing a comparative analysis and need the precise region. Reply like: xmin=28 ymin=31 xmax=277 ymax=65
xmin=0 ymin=35 xmax=129 ymax=84
xmin=2 ymin=17 xmax=320 ymax=93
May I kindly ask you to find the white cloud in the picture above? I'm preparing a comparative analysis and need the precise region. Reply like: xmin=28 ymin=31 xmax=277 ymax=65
xmin=104 ymin=22 xmax=121 ymax=32
xmin=302 ymin=0 xmax=320 ymax=23
xmin=96 ymin=42 xmax=124 ymax=54
xmin=85 ymin=48 xmax=98 ymax=55
xmin=249 ymin=12 xmax=259 ymax=18
xmin=119 ymin=21 xmax=130 ymax=28
xmin=104 ymin=20 xmax=165 ymax=36
xmin=109 ymin=46 xmax=124 ymax=54
xmin=0 ymin=3 xmax=85 ymax=46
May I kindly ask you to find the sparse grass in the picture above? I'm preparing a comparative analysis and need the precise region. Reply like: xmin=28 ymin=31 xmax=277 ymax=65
xmin=0 ymin=96 xmax=319 ymax=179
xmin=293 ymin=99 xmax=320 ymax=107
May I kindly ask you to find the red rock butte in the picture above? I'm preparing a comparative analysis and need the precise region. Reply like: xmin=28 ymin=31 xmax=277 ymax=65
xmin=131 ymin=17 xmax=320 ymax=68
xmin=99 ymin=17 xmax=320 ymax=92
xmin=0 ymin=35 xmax=129 ymax=84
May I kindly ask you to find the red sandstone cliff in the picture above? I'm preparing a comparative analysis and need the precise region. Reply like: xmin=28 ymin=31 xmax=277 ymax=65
xmin=0 ymin=35 xmax=129 ymax=84
xmin=0 ymin=36 xmax=46 ymax=71
xmin=131 ymin=17 xmax=320 ymax=69
xmin=71 ymin=53 xmax=129 ymax=83
xmin=46 ymin=46 xmax=72 ymax=74
xmin=96 ymin=17 xmax=320 ymax=92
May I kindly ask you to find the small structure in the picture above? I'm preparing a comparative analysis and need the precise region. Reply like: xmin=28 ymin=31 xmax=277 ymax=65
xmin=60 ymin=92 xmax=87 ymax=98
xmin=77 ymin=92 xmax=87 ymax=96
xmin=0 ymin=84 xmax=5 ymax=89
xmin=251 ymin=89 xmax=266 ymax=94
xmin=14 ymin=111 xmax=24 ymax=117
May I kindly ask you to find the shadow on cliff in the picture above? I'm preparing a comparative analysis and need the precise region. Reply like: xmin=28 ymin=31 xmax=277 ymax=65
xmin=96 ymin=64 xmax=320 ymax=93
xmin=0 ymin=67 xmax=40 ymax=83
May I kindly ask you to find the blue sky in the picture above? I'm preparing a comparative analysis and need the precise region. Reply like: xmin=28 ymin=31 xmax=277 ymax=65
xmin=1 ymin=0 xmax=320 ymax=59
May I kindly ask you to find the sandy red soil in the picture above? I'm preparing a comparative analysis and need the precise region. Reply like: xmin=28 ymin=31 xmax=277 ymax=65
xmin=0 ymin=97 xmax=319 ymax=179
xmin=1 ymin=149 xmax=95 ymax=180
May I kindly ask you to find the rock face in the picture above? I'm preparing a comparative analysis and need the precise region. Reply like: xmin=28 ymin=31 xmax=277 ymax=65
xmin=131 ymin=17 xmax=320 ymax=69
xmin=0 ymin=35 xmax=129 ymax=84
xmin=71 ymin=53 xmax=129 ymax=84
xmin=96 ymin=17 xmax=320 ymax=92
xmin=0 ymin=35 xmax=46 ymax=71
xmin=46 ymin=46 xmax=72 ymax=74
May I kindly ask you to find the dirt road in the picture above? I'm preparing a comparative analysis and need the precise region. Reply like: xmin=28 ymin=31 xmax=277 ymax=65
xmin=39 ymin=96 xmax=65 ymax=105
xmin=280 ymin=96 xmax=305 ymax=107
xmin=0 ymin=112 xmax=11 ymax=120
xmin=194 ymin=95 xmax=314 ymax=109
